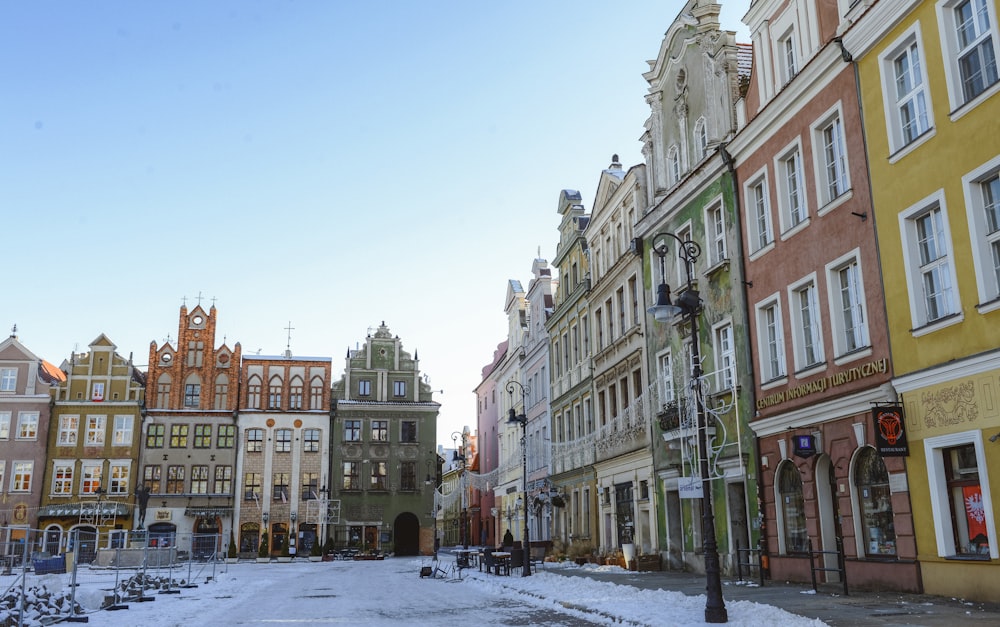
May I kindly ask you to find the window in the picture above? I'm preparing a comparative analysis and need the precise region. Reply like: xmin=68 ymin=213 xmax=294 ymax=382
xmin=401 ymin=421 xmax=417 ymax=443
xmin=370 ymin=461 xmax=388 ymax=490
xmin=707 ymin=201 xmax=726 ymax=265
xmin=400 ymin=462 xmax=416 ymax=491
xmin=217 ymin=424 xmax=235 ymax=448
xmin=657 ymin=350 xmax=674 ymax=404
xmin=156 ymin=374 xmax=171 ymax=408
xmin=91 ymin=382 xmax=104 ymax=401
xmin=0 ymin=412 xmax=9 ymax=439
xmin=813 ymin=108 xmax=849 ymax=205
xmin=170 ymin=424 xmax=189 ymax=448
xmin=778 ymin=461 xmax=808 ymax=553
xmin=0 ymin=368 xmax=15 ymax=391
xmin=668 ymin=145 xmax=681 ymax=186
xmin=190 ymin=465 xmax=209 ymax=494
xmin=81 ymin=462 xmax=102 ymax=494
xmin=184 ymin=383 xmax=201 ymax=408
xmin=829 ymin=256 xmax=870 ymax=354
xmin=964 ymin=159 xmax=1000 ymax=305
xmin=52 ymin=463 xmax=74 ymax=495
xmin=17 ymin=412 xmax=39 ymax=440
xmin=628 ymin=276 xmax=639 ymax=329
xmin=924 ymin=431 xmax=996 ymax=558
xmin=289 ymin=377 xmax=303 ymax=409
xmin=693 ymin=117 xmax=708 ymax=160
xmin=10 ymin=461 xmax=32 ymax=492
xmin=342 ymin=462 xmax=360 ymax=491
xmin=393 ymin=380 xmax=406 ymax=397
xmin=301 ymin=472 xmax=319 ymax=500
xmin=371 ymin=420 xmax=388 ymax=442
xmin=938 ymin=0 xmax=1000 ymax=108
xmin=112 ymin=415 xmax=133 ymax=446
xmin=745 ymin=177 xmax=774 ymax=252
xmin=757 ymin=298 xmax=787 ymax=382
xmin=268 ymin=377 xmax=282 ymax=409
xmin=779 ymin=28 xmax=798 ymax=84
xmin=714 ymin=323 xmax=736 ymax=390
xmin=109 ymin=462 xmax=130 ymax=495
xmin=58 ymin=415 xmax=79 ymax=446
xmin=194 ymin=424 xmax=212 ymax=448
xmin=776 ymin=144 xmax=807 ymax=233
xmin=83 ymin=415 xmax=103 ymax=445
xmin=344 ymin=420 xmax=361 ymax=442
xmin=616 ymin=288 xmax=626 ymax=336
xmin=248 ymin=377 xmax=261 ymax=409
xmin=166 ymin=465 xmax=185 ymax=494
xmin=214 ymin=374 xmax=229 ymax=409
xmin=274 ymin=428 xmax=292 ymax=452
xmin=246 ymin=428 xmax=263 ymax=452
xmin=303 ymin=428 xmax=320 ymax=452
xmin=900 ymin=195 xmax=960 ymax=329
xmin=144 ymin=465 xmax=162 ymax=493
xmin=790 ymin=279 xmax=824 ymax=369
xmin=146 ymin=424 xmax=165 ymax=448
xmin=880 ymin=29 xmax=932 ymax=152
xmin=358 ymin=380 xmax=371 ymax=397
xmin=214 ymin=465 xmax=232 ymax=494
xmin=244 ymin=472 xmax=262 ymax=501
xmin=854 ymin=447 xmax=897 ymax=557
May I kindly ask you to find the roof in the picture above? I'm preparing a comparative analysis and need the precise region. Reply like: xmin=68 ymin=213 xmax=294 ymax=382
xmin=39 ymin=359 xmax=66 ymax=384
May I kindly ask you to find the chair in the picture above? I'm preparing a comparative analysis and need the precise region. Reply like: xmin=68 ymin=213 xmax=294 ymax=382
xmin=529 ymin=546 xmax=546 ymax=570
xmin=509 ymin=548 xmax=524 ymax=575
xmin=481 ymin=549 xmax=495 ymax=574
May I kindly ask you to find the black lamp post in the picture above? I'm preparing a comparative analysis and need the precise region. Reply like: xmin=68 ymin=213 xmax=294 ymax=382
xmin=647 ymin=232 xmax=727 ymax=623
xmin=451 ymin=431 xmax=469 ymax=550
xmin=505 ymin=379 xmax=531 ymax=577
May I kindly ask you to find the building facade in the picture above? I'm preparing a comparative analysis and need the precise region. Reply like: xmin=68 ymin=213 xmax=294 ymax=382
xmin=43 ymin=334 xmax=143 ymax=562
xmin=329 ymin=323 xmax=439 ymax=556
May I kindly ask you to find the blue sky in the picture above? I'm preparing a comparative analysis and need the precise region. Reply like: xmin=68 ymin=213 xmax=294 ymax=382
xmin=2 ymin=2 xmax=750 ymax=447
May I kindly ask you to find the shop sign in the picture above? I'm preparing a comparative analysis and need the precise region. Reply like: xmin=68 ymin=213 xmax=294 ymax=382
xmin=679 ymin=475 xmax=703 ymax=499
xmin=155 ymin=510 xmax=172 ymax=521
xmin=793 ymin=434 xmax=817 ymax=458
xmin=873 ymin=406 xmax=909 ymax=456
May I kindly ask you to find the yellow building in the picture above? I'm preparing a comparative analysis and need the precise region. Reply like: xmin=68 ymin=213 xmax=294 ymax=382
xmin=845 ymin=0 xmax=1000 ymax=601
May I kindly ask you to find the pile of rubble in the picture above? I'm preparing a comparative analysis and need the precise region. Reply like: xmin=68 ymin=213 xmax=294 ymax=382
xmin=0 ymin=582 xmax=86 ymax=626
xmin=107 ymin=572 xmax=186 ymax=604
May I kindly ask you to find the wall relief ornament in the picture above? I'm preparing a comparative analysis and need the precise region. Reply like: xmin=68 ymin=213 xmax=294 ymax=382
xmin=921 ymin=381 xmax=977 ymax=428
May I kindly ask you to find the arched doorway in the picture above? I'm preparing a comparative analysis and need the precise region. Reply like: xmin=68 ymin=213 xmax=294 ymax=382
xmin=193 ymin=516 xmax=221 ymax=560
xmin=68 ymin=525 xmax=98 ymax=564
xmin=815 ymin=454 xmax=841 ymax=582
xmin=299 ymin=523 xmax=317 ymax=555
xmin=43 ymin=526 xmax=62 ymax=555
xmin=147 ymin=522 xmax=177 ymax=548
xmin=393 ymin=512 xmax=420 ymax=556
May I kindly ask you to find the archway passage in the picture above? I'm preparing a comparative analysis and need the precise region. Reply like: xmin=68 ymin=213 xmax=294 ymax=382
xmin=393 ymin=512 xmax=420 ymax=556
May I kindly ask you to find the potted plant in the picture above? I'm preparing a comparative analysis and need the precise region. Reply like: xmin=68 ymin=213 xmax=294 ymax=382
xmin=276 ymin=536 xmax=291 ymax=562
xmin=226 ymin=530 xmax=238 ymax=563
xmin=257 ymin=534 xmax=270 ymax=563
xmin=322 ymin=537 xmax=336 ymax=562
xmin=550 ymin=493 xmax=566 ymax=508
xmin=309 ymin=538 xmax=323 ymax=562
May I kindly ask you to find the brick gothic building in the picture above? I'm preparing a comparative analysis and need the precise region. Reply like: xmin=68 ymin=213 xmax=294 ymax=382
xmin=142 ymin=304 xmax=241 ymax=556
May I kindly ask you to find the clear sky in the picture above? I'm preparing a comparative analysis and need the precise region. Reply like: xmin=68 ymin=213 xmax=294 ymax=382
xmin=2 ymin=2 xmax=750 ymax=448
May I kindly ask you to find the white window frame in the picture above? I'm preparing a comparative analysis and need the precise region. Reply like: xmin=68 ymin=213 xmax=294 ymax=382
xmin=16 ymin=412 xmax=38 ymax=440
xmin=85 ymin=415 xmax=106 ymax=446
xmin=704 ymin=196 xmax=727 ymax=267
xmin=91 ymin=382 xmax=104 ymax=402
xmin=674 ymin=222 xmax=695 ymax=288
xmin=80 ymin=461 xmax=103 ymax=495
xmin=0 ymin=462 xmax=5 ymax=494
xmin=774 ymin=139 xmax=809 ymax=237
xmin=0 ymin=368 xmax=16 ymax=392
xmin=811 ymin=102 xmax=851 ymax=211
xmin=744 ymin=168 xmax=775 ymax=257
xmin=113 ymin=415 xmax=134 ymax=446
xmin=825 ymin=250 xmax=872 ymax=361
xmin=109 ymin=461 xmax=130 ymax=495
xmin=0 ymin=412 xmax=11 ymax=440
xmin=51 ymin=461 xmax=74 ymax=496
xmin=879 ymin=24 xmax=935 ymax=158
xmin=937 ymin=0 xmax=1000 ymax=114
xmin=962 ymin=154 xmax=1000 ymax=312
xmin=58 ymin=415 xmax=79 ymax=446
xmin=693 ymin=117 xmax=708 ymax=161
xmin=668 ymin=145 xmax=681 ymax=186
xmin=788 ymin=274 xmax=825 ymax=374
xmin=712 ymin=321 xmax=736 ymax=391
xmin=11 ymin=461 xmax=32 ymax=493
xmin=899 ymin=191 xmax=963 ymax=334
xmin=777 ymin=26 xmax=799 ymax=86
xmin=657 ymin=348 xmax=675 ymax=404
xmin=756 ymin=294 xmax=787 ymax=384
xmin=924 ymin=430 xmax=998 ymax=559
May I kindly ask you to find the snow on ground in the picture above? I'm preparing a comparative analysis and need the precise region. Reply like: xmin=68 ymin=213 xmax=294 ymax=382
xmin=27 ymin=557 xmax=828 ymax=626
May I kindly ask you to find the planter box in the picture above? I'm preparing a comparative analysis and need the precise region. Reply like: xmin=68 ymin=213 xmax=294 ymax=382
xmin=277 ymin=557 xmax=292 ymax=563
xmin=225 ymin=558 xmax=239 ymax=564
xmin=308 ymin=556 xmax=323 ymax=562
xmin=256 ymin=557 xmax=271 ymax=564
xmin=635 ymin=554 xmax=661 ymax=572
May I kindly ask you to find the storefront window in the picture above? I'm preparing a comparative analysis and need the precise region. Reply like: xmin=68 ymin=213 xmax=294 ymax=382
xmin=778 ymin=461 xmax=808 ymax=553
xmin=854 ymin=446 xmax=896 ymax=557
xmin=944 ymin=443 xmax=989 ymax=556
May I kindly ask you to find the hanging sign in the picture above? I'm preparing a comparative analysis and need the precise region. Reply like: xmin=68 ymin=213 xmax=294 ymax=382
xmin=873 ymin=406 xmax=909 ymax=456
xmin=793 ymin=434 xmax=816 ymax=458
xmin=679 ymin=475 xmax=703 ymax=499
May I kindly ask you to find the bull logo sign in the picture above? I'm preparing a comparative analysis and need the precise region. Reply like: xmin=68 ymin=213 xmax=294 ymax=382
xmin=873 ymin=406 xmax=909 ymax=457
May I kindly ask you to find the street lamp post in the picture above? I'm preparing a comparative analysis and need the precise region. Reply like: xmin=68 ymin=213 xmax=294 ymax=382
xmin=451 ymin=431 xmax=469 ymax=550
xmin=505 ymin=380 xmax=532 ymax=577
xmin=647 ymin=232 xmax=727 ymax=624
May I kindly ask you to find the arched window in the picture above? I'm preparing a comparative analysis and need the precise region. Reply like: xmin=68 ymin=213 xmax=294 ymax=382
xmin=310 ymin=376 xmax=325 ymax=410
xmin=247 ymin=375 xmax=262 ymax=409
xmin=268 ymin=375 xmax=283 ymax=409
xmin=289 ymin=376 xmax=304 ymax=410
xmin=156 ymin=373 xmax=171 ymax=408
xmin=694 ymin=117 xmax=708 ymax=160
xmin=854 ymin=446 xmax=897 ymax=556
xmin=668 ymin=145 xmax=681 ymax=185
xmin=183 ymin=373 xmax=202 ymax=408
xmin=778 ymin=461 xmax=808 ymax=553
xmin=214 ymin=374 xmax=229 ymax=409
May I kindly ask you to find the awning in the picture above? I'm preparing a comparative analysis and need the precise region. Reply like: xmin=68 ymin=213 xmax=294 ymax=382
xmin=38 ymin=503 xmax=131 ymax=517
xmin=184 ymin=507 xmax=233 ymax=518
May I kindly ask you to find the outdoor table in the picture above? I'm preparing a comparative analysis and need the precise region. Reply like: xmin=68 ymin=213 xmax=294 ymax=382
xmin=456 ymin=549 xmax=477 ymax=569
xmin=492 ymin=551 xmax=511 ymax=576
